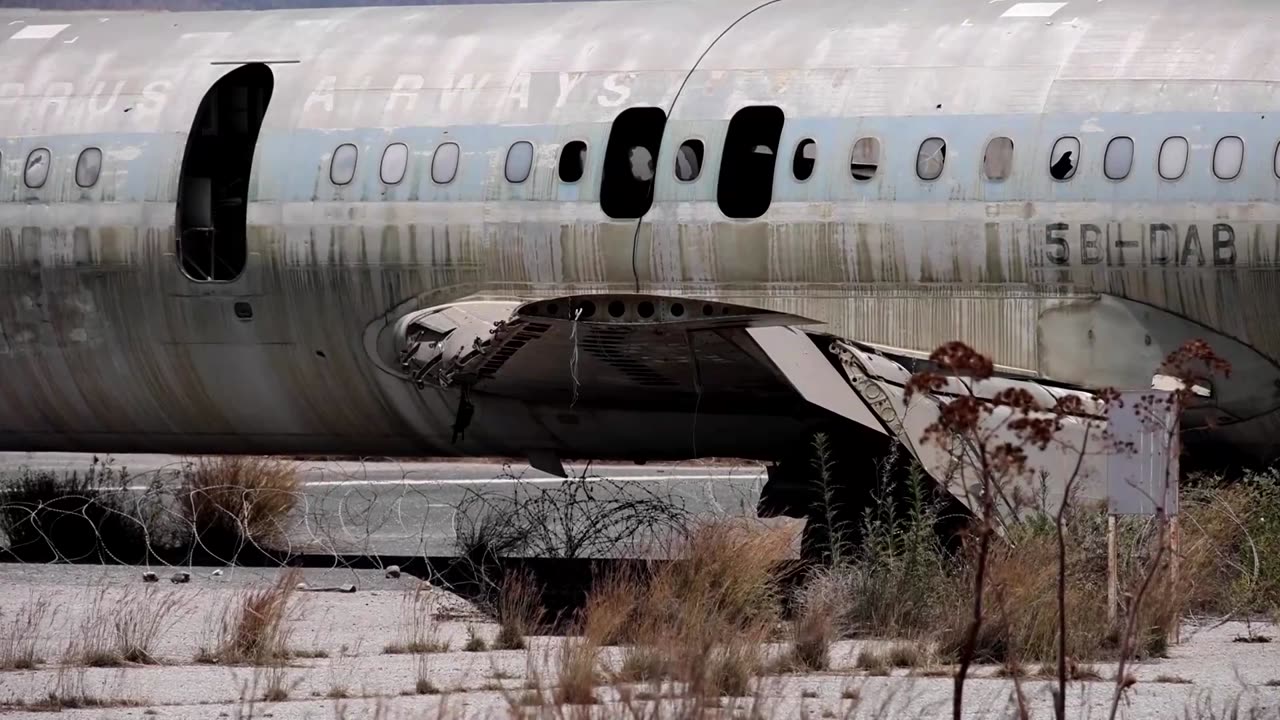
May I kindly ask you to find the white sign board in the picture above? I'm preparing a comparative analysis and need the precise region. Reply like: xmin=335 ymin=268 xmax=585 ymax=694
xmin=1106 ymin=390 xmax=1179 ymax=517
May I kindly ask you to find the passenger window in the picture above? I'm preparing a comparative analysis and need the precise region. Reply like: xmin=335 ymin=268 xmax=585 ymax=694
xmin=330 ymin=143 xmax=357 ymax=185
xmin=24 ymin=148 xmax=50 ymax=189
xmin=75 ymin=147 xmax=102 ymax=188
xmin=793 ymin=138 xmax=817 ymax=181
xmin=1049 ymin=137 xmax=1079 ymax=180
xmin=1104 ymin=137 xmax=1134 ymax=180
xmin=558 ymin=140 xmax=586 ymax=183
xmin=600 ymin=106 xmax=667 ymax=219
xmin=675 ymin=140 xmax=704 ymax=182
xmin=916 ymin=137 xmax=946 ymax=180
xmin=1213 ymin=136 xmax=1244 ymax=180
xmin=380 ymin=142 xmax=408 ymax=185
xmin=850 ymin=137 xmax=880 ymax=181
xmin=1159 ymin=137 xmax=1189 ymax=180
xmin=982 ymin=137 xmax=1014 ymax=181
xmin=505 ymin=141 xmax=534 ymax=184
xmin=431 ymin=142 xmax=460 ymax=184
xmin=717 ymin=105 xmax=785 ymax=219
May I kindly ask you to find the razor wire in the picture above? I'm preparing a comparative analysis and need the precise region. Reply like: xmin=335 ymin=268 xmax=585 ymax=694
xmin=0 ymin=454 xmax=771 ymax=581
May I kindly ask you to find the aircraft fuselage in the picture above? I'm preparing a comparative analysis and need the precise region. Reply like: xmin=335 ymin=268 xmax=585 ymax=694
xmin=1 ymin=0 xmax=1278 ymax=468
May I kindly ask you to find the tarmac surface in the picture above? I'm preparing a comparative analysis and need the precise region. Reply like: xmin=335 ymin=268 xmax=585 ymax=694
xmin=0 ymin=453 xmax=768 ymax=558
xmin=0 ymin=564 xmax=1277 ymax=719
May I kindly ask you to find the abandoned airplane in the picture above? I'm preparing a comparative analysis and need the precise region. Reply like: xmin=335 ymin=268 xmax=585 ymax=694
xmin=0 ymin=0 xmax=1271 ymax=527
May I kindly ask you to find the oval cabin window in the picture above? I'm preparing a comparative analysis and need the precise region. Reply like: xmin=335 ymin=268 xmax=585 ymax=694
xmin=850 ymin=137 xmax=880 ymax=181
xmin=76 ymin=147 xmax=102 ymax=188
xmin=432 ymin=142 xmax=460 ymax=184
xmin=793 ymin=138 xmax=817 ymax=181
xmin=1213 ymin=136 xmax=1244 ymax=180
xmin=1104 ymin=137 xmax=1134 ymax=180
xmin=675 ymin=140 xmax=704 ymax=182
xmin=506 ymin=141 xmax=534 ymax=184
xmin=1159 ymin=137 xmax=1189 ymax=180
xmin=1049 ymin=137 xmax=1080 ymax=180
xmin=916 ymin=137 xmax=946 ymax=180
xmin=982 ymin=137 xmax=1014 ymax=181
xmin=559 ymin=140 xmax=587 ymax=183
xmin=25 ymin=148 xmax=50 ymax=189
xmin=330 ymin=143 xmax=358 ymax=186
xmin=380 ymin=143 xmax=408 ymax=185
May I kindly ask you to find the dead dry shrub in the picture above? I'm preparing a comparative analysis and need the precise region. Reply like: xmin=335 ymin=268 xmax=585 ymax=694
xmin=935 ymin=528 xmax=1109 ymax=666
xmin=0 ymin=592 xmax=50 ymax=670
xmin=0 ymin=461 xmax=175 ymax=564
xmin=67 ymin=586 xmax=188 ymax=666
xmin=495 ymin=568 xmax=542 ymax=650
xmin=1179 ymin=473 xmax=1280 ymax=617
xmin=199 ymin=569 xmax=299 ymax=665
xmin=610 ymin=519 xmax=789 ymax=697
xmin=181 ymin=456 xmax=300 ymax=558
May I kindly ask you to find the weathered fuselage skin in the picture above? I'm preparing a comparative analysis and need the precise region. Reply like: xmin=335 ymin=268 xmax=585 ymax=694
xmin=2 ymin=0 xmax=1280 ymax=464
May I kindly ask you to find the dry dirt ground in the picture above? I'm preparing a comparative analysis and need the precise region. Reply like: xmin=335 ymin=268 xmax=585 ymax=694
xmin=1 ymin=565 xmax=1279 ymax=719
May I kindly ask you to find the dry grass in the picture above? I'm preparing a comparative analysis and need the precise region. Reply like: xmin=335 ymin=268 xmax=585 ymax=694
xmin=784 ymin=570 xmax=841 ymax=671
xmin=554 ymin=638 xmax=599 ymax=705
xmin=464 ymin=625 xmax=488 ymax=652
xmin=855 ymin=649 xmax=889 ymax=675
xmin=386 ymin=582 xmax=449 ymax=655
xmin=66 ymin=586 xmax=189 ymax=667
xmin=886 ymin=641 xmax=932 ymax=669
xmin=198 ymin=569 xmax=299 ymax=665
xmin=0 ymin=592 xmax=50 ymax=670
xmin=495 ymin=569 xmax=542 ymax=651
xmin=181 ymin=456 xmax=301 ymax=555
xmin=607 ymin=519 xmax=789 ymax=697
xmin=1155 ymin=674 xmax=1192 ymax=684
xmin=579 ymin=568 xmax=640 ymax=646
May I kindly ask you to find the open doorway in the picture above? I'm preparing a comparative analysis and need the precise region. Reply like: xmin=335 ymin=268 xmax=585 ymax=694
xmin=176 ymin=63 xmax=274 ymax=282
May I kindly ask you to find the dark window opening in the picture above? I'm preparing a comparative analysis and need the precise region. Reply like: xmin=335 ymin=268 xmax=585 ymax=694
xmin=850 ymin=137 xmax=880 ymax=181
xmin=600 ymin=106 xmax=667 ymax=219
xmin=675 ymin=140 xmax=703 ymax=181
xmin=717 ymin=105 xmax=785 ymax=219
xmin=1049 ymin=137 xmax=1079 ymax=181
xmin=559 ymin=140 xmax=587 ymax=183
xmin=176 ymin=63 xmax=273 ymax=282
xmin=793 ymin=138 xmax=816 ymax=181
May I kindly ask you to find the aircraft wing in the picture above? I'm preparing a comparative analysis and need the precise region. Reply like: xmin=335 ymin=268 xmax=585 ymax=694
xmin=394 ymin=296 xmax=1115 ymax=516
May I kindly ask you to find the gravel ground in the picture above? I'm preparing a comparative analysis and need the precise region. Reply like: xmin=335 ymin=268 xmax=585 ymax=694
xmin=0 ymin=566 xmax=1278 ymax=719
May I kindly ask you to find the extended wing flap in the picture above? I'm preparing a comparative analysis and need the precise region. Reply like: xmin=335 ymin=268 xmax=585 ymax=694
xmin=828 ymin=339 xmax=1112 ymax=517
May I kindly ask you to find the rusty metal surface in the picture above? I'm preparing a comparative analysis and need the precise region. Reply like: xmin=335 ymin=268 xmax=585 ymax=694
xmin=0 ymin=0 xmax=1278 ymax=465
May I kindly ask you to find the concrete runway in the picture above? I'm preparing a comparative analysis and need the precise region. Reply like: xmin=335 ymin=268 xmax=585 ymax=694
xmin=0 ymin=452 xmax=769 ymax=557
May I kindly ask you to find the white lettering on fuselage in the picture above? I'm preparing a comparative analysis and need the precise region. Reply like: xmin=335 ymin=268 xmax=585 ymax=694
xmin=2 ymin=71 xmax=666 ymax=123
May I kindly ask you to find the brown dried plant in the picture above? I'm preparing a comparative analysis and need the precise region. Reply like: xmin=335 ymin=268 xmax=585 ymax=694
xmin=903 ymin=338 xmax=1229 ymax=720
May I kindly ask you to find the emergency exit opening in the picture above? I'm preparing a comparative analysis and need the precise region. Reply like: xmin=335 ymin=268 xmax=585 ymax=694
xmin=176 ymin=63 xmax=274 ymax=282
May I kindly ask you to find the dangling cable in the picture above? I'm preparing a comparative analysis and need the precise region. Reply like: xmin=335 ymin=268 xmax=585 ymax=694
xmin=569 ymin=306 xmax=583 ymax=408
xmin=628 ymin=0 xmax=785 ymax=292
xmin=686 ymin=331 xmax=704 ymax=457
